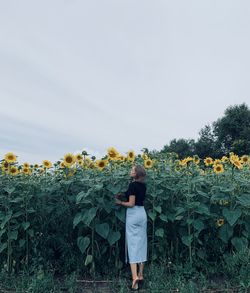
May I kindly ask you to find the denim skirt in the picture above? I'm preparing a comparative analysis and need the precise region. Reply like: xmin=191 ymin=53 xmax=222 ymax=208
xmin=125 ymin=206 xmax=147 ymax=264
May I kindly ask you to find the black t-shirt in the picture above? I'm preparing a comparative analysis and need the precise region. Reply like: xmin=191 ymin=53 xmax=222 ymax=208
xmin=124 ymin=181 xmax=146 ymax=206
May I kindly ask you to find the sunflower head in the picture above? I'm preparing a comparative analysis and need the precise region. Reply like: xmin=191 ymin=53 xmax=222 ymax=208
xmin=95 ymin=159 xmax=108 ymax=170
xmin=127 ymin=150 xmax=135 ymax=162
xmin=241 ymin=155 xmax=249 ymax=164
xmin=144 ymin=159 xmax=153 ymax=169
xmin=221 ymin=156 xmax=229 ymax=163
xmin=22 ymin=167 xmax=31 ymax=175
xmin=232 ymin=160 xmax=243 ymax=170
xmin=43 ymin=160 xmax=52 ymax=169
xmin=213 ymin=164 xmax=224 ymax=174
xmin=63 ymin=153 xmax=76 ymax=167
xmin=9 ymin=166 xmax=18 ymax=176
xmin=75 ymin=153 xmax=83 ymax=162
xmin=23 ymin=162 xmax=30 ymax=168
xmin=193 ymin=156 xmax=200 ymax=165
xmin=107 ymin=147 xmax=119 ymax=161
xmin=204 ymin=157 xmax=213 ymax=166
xmin=4 ymin=152 xmax=17 ymax=163
xmin=216 ymin=218 xmax=225 ymax=227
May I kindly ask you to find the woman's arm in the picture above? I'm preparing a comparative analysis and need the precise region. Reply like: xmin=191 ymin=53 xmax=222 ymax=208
xmin=116 ymin=195 xmax=135 ymax=208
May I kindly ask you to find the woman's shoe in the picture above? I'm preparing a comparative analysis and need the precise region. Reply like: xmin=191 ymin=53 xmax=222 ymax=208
xmin=138 ymin=277 xmax=144 ymax=289
xmin=131 ymin=277 xmax=139 ymax=291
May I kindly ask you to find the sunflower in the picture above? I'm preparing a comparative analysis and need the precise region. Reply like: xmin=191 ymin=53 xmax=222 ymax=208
xmin=213 ymin=159 xmax=221 ymax=165
xmin=34 ymin=164 xmax=39 ymax=169
xmin=193 ymin=156 xmax=200 ymax=165
xmin=4 ymin=152 xmax=17 ymax=163
xmin=221 ymin=156 xmax=229 ymax=163
xmin=127 ymin=150 xmax=135 ymax=162
xmin=9 ymin=166 xmax=18 ymax=176
xmin=144 ymin=158 xmax=153 ymax=169
xmin=95 ymin=159 xmax=108 ymax=170
xmin=43 ymin=160 xmax=52 ymax=169
xmin=179 ymin=159 xmax=187 ymax=167
xmin=118 ymin=155 xmax=126 ymax=162
xmin=60 ymin=162 xmax=65 ymax=169
xmin=213 ymin=164 xmax=224 ymax=174
xmin=241 ymin=155 xmax=249 ymax=164
xmin=77 ymin=159 xmax=84 ymax=166
xmin=107 ymin=147 xmax=119 ymax=161
xmin=232 ymin=160 xmax=243 ymax=170
xmin=230 ymin=154 xmax=239 ymax=164
xmin=23 ymin=162 xmax=30 ymax=168
xmin=2 ymin=161 xmax=9 ymax=169
xmin=75 ymin=153 xmax=83 ymax=162
xmin=22 ymin=167 xmax=31 ymax=175
xmin=216 ymin=218 xmax=225 ymax=227
xmin=141 ymin=153 xmax=148 ymax=160
xmin=204 ymin=157 xmax=213 ymax=166
xmin=63 ymin=153 xmax=76 ymax=167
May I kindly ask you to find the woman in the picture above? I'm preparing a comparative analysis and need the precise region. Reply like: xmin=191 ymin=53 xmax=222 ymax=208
xmin=115 ymin=165 xmax=147 ymax=291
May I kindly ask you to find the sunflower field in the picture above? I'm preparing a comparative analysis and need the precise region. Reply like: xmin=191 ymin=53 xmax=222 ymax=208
xmin=0 ymin=148 xmax=250 ymax=277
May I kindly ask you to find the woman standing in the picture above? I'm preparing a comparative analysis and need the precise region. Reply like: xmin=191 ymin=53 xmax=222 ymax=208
xmin=115 ymin=165 xmax=147 ymax=291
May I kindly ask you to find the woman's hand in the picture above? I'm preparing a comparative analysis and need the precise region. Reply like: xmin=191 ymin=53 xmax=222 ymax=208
xmin=115 ymin=199 xmax=122 ymax=205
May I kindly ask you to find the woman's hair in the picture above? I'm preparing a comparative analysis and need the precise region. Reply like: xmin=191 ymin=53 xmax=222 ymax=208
xmin=133 ymin=165 xmax=146 ymax=181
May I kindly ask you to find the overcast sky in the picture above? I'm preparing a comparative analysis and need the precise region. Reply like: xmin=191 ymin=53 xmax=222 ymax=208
xmin=0 ymin=0 xmax=249 ymax=163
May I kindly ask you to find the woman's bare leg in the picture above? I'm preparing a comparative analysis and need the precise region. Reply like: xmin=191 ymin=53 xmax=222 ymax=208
xmin=138 ymin=262 xmax=145 ymax=279
xmin=130 ymin=263 xmax=139 ymax=288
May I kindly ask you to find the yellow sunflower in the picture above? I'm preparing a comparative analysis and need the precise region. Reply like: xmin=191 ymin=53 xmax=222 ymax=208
xmin=213 ymin=159 xmax=221 ymax=165
xmin=2 ymin=161 xmax=9 ymax=169
xmin=213 ymin=164 xmax=224 ymax=174
xmin=127 ymin=150 xmax=135 ymax=162
xmin=42 ymin=160 xmax=52 ymax=169
xmin=75 ymin=153 xmax=83 ymax=162
xmin=216 ymin=218 xmax=225 ymax=227
xmin=221 ymin=156 xmax=229 ymax=163
xmin=204 ymin=157 xmax=213 ymax=166
xmin=4 ymin=152 xmax=17 ymax=163
xmin=141 ymin=153 xmax=148 ymax=160
xmin=63 ymin=153 xmax=76 ymax=167
xmin=60 ymin=162 xmax=65 ymax=169
xmin=95 ymin=159 xmax=108 ymax=170
xmin=118 ymin=155 xmax=126 ymax=162
xmin=241 ymin=155 xmax=249 ymax=164
xmin=23 ymin=162 xmax=30 ymax=168
xmin=144 ymin=158 xmax=153 ymax=169
xmin=34 ymin=164 xmax=39 ymax=169
xmin=9 ymin=166 xmax=18 ymax=176
xmin=22 ymin=167 xmax=31 ymax=175
xmin=193 ymin=156 xmax=200 ymax=165
xmin=107 ymin=147 xmax=119 ymax=161
xmin=232 ymin=160 xmax=243 ymax=170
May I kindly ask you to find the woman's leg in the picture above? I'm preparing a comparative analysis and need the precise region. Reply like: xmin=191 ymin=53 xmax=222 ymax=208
xmin=138 ymin=262 xmax=144 ymax=279
xmin=130 ymin=263 xmax=138 ymax=280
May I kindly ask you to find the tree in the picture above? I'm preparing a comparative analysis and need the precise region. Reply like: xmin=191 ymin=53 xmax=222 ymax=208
xmin=161 ymin=138 xmax=196 ymax=159
xmin=213 ymin=103 xmax=250 ymax=155
xmin=194 ymin=124 xmax=218 ymax=158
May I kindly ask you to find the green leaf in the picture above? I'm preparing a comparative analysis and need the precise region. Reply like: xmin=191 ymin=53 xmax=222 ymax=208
xmin=95 ymin=223 xmax=110 ymax=239
xmin=27 ymin=229 xmax=34 ymax=237
xmin=231 ymin=237 xmax=248 ymax=251
xmin=10 ymin=230 xmax=18 ymax=240
xmin=237 ymin=194 xmax=250 ymax=207
xmin=115 ymin=209 xmax=126 ymax=223
xmin=218 ymin=223 xmax=233 ymax=243
xmin=181 ymin=235 xmax=193 ymax=246
xmin=159 ymin=214 xmax=168 ymax=222
xmin=148 ymin=211 xmax=157 ymax=221
xmin=0 ymin=213 xmax=12 ymax=229
xmin=73 ymin=213 xmax=82 ymax=228
xmin=0 ymin=242 xmax=7 ymax=253
xmin=82 ymin=207 xmax=98 ymax=226
xmin=155 ymin=228 xmax=164 ymax=238
xmin=22 ymin=222 xmax=30 ymax=231
xmin=4 ymin=187 xmax=15 ymax=194
xmin=222 ymin=208 xmax=242 ymax=226
xmin=193 ymin=219 xmax=205 ymax=234
xmin=154 ymin=206 xmax=162 ymax=213
xmin=84 ymin=254 xmax=93 ymax=266
xmin=107 ymin=230 xmax=121 ymax=246
xmin=19 ymin=239 xmax=26 ymax=248
xmin=77 ymin=236 xmax=90 ymax=254
xmin=195 ymin=204 xmax=210 ymax=216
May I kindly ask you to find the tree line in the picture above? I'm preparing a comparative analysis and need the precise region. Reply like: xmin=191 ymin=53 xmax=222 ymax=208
xmin=155 ymin=103 xmax=250 ymax=159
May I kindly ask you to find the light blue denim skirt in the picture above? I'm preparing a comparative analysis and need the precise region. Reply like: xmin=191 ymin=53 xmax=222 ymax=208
xmin=125 ymin=206 xmax=148 ymax=264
